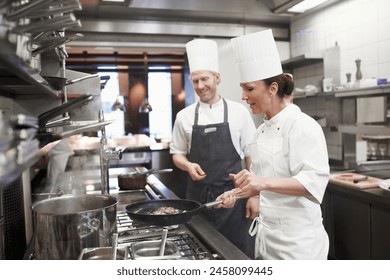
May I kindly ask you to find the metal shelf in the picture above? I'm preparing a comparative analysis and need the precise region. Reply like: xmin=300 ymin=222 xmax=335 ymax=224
xmin=293 ymin=91 xmax=335 ymax=99
xmin=0 ymin=38 xmax=59 ymax=99
xmin=334 ymin=84 xmax=390 ymax=98
xmin=0 ymin=141 xmax=59 ymax=188
xmin=339 ymin=124 xmax=390 ymax=135
xmin=282 ymin=52 xmax=324 ymax=70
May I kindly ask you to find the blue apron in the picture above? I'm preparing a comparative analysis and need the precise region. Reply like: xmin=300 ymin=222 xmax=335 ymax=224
xmin=186 ymin=99 xmax=255 ymax=259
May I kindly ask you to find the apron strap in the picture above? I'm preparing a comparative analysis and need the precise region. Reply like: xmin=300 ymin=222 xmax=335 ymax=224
xmin=249 ymin=216 xmax=259 ymax=236
xmin=222 ymin=98 xmax=228 ymax=124
xmin=194 ymin=102 xmax=201 ymax=125
xmin=249 ymin=217 xmax=266 ymax=258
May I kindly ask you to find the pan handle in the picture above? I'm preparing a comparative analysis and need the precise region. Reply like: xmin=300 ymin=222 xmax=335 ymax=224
xmin=203 ymin=195 xmax=248 ymax=208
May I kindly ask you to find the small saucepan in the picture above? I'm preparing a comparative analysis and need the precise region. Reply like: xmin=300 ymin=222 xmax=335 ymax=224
xmin=125 ymin=195 xmax=247 ymax=226
xmin=117 ymin=168 xmax=173 ymax=190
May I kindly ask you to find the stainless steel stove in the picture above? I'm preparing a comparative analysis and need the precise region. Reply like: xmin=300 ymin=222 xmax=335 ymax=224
xmin=108 ymin=171 xmax=250 ymax=260
xmin=24 ymin=168 xmax=250 ymax=260
xmin=116 ymin=211 xmax=217 ymax=260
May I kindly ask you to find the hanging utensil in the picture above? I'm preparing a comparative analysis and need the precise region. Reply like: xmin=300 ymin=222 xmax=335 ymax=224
xmin=6 ymin=0 xmax=54 ymax=21
xmin=36 ymin=120 xmax=114 ymax=146
xmin=59 ymin=120 xmax=114 ymax=138
xmin=28 ymin=1 xmax=82 ymax=20
xmin=32 ymin=33 xmax=83 ymax=56
xmin=41 ymin=74 xmax=99 ymax=91
xmin=12 ymin=13 xmax=80 ymax=34
xmin=38 ymin=94 xmax=93 ymax=128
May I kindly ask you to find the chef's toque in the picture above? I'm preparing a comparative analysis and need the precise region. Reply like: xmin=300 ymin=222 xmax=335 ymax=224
xmin=186 ymin=39 xmax=219 ymax=73
xmin=231 ymin=29 xmax=283 ymax=83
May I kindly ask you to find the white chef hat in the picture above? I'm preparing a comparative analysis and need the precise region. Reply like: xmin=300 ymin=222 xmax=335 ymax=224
xmin=231 ymin=29 xmax=283 ymax=83
xmin=186 ymin=39 xmax=219 ymax=73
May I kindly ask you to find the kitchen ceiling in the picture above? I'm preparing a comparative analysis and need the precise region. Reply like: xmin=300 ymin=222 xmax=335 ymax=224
xmin=66 ymin=0 xmax=298 ymax=53
xmin=64 ymin=0 xmax=341 ymax=70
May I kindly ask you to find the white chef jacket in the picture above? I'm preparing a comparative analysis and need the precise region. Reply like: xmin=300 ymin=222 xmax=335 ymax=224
xmin=249 ymin=103 xmax=330 ymax=260
xmin=170 ymin=98 xmax=256 ymax=159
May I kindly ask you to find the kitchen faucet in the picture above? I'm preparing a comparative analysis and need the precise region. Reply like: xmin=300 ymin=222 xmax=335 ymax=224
xmin=99 ymin=110 xmax=125 ymax=194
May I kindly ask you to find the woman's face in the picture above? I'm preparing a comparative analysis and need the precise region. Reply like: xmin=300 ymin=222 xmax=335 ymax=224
xmin=240 ymin=80 xmax=274 ymax=115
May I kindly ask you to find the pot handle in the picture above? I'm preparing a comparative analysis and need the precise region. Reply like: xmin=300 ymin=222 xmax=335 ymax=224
xmin=77 ymin=218 xmax=100 ymax=239
xmin=203 ymin=195 xmax=248 ymax=208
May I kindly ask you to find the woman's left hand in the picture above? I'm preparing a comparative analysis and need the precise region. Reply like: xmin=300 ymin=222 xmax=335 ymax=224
xmin=246 ymin=197 xmax=260 ymax=219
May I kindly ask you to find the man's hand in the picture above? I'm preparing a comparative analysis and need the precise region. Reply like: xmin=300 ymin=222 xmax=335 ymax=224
xmin=187 ymin=162 xmax=206 ymax=181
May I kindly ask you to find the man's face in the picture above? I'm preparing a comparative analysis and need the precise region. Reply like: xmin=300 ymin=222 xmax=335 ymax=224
xmin=190 ymin=70 xmax=220 ymax=104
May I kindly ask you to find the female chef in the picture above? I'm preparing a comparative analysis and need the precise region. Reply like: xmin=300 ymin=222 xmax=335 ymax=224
xmin=217 ymin=29 xmax=330 ymax=260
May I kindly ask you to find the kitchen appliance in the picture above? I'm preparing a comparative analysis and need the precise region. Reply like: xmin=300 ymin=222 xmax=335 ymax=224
xmin=111 ymin=177 xmax=250 ymax=260
xmin=115 ymin=211 xmax=218 ymax=260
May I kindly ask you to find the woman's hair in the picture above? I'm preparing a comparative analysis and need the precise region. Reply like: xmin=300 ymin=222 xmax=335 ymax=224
xmin=263 ymin=73 xmax=294 ymax=98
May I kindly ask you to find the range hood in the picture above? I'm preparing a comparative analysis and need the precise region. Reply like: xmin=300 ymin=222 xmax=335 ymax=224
xmin=261 ymin=0 xmax=305 ymax=13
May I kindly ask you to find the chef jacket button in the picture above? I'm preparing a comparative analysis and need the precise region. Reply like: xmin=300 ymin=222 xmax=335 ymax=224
xmin=277 ymin=127 xmax=280 ymax=130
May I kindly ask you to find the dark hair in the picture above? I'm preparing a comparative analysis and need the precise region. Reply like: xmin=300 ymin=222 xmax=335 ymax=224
xmin=263 ymin=73 xmax=294 ymax=98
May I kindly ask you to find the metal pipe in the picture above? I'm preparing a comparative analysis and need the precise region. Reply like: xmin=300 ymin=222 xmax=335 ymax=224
xmin=98 ymin=110 xmax=123 ymax=194
xmin=99 ymin=110 xmax=109 ymax=195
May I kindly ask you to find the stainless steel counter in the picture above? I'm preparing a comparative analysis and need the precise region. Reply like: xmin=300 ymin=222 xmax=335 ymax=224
xmin=25 ymin=167 xmax=250 ymax=260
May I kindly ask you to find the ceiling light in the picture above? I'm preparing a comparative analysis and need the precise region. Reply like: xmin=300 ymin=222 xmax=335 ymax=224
xmin=287 ymin=0 xmax=329 ymax=13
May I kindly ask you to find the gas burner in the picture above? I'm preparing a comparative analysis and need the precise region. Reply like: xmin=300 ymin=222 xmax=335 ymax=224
xmin=116 ymin=211 xmax=216 ymax=260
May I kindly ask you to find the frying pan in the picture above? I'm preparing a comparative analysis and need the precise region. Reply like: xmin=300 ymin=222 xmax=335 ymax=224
xmin=41 ymin=74 xmax=99 ymax=91
xmin=36 ymin=119 xmax=114 ymax=147
xmin=38 ymin=94 xmax=93 ymax=128
xmin=125 ymin=196 xmax=247 ymax=226
xmin=36 ymin=94 xmax=112 ymax=146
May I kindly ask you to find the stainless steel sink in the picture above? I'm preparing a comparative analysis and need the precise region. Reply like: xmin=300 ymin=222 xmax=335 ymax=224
xmin=78 ymin=247 xmax=127 ymax=260
xmin=131 ymin=240 xmax=181 ymax=260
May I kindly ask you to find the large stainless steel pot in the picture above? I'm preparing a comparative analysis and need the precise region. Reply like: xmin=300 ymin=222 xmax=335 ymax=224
xmin=32 ymin=194 xmax=117 ymax=260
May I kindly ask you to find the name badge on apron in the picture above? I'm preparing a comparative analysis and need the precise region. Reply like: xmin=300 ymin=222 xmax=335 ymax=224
xmin=204 ymin=127 xmax=217 ymax=134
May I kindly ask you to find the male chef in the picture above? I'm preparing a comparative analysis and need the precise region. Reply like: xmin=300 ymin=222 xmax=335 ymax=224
xmin=170 ymin=38 xmax=256 ymax=258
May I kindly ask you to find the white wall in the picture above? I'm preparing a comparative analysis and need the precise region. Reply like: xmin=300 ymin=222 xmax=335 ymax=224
xmin=291 ymin=0 xmax=390 ymax=84
xmin=290 ymin=0 xmax=390 ymax=161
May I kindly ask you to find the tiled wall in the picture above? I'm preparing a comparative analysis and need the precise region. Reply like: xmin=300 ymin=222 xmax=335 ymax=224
xmin=290 ymin=0 xmax=390 ymax=161
xmin=291 ymin=0 xmax=390 ymax=85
